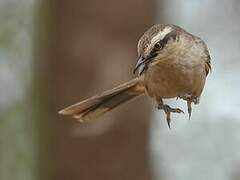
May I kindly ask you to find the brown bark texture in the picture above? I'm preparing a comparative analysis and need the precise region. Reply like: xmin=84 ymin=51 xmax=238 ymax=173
xmin=34 ymin=0 xmax=157 ymax=180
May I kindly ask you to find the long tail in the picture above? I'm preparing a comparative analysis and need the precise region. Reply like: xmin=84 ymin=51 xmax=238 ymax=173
xmin=58 ymin=78 xmax=145 ymax=122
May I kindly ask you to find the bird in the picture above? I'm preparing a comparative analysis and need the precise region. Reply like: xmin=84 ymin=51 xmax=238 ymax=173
xmin=58 ymin=24 xmax=211 ymax=128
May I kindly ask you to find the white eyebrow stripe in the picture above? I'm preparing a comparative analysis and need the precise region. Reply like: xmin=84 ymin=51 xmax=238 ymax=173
xmin=144 ymin=26 xmax=173 ymax=56
xmin=151 ymin=26 xmax=172 ymax=44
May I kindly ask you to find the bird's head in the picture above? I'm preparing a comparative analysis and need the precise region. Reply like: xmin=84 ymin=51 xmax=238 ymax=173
xmin=134 ymin=24 xmax=185 ymax=75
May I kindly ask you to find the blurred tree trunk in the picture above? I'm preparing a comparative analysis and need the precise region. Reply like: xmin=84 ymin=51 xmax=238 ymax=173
xmin=34 ymin=0 xmax=157 ymax=180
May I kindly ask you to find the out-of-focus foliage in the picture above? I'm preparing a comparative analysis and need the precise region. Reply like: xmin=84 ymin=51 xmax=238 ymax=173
xmin=0 ymin=1 xmax=36 ymax=180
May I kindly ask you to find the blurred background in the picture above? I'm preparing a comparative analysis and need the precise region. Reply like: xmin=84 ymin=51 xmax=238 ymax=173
xmin=0 ymin=0 xmax=240 ymax=180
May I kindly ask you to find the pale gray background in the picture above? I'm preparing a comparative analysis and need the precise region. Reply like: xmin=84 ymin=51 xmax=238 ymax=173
xmin=151 ymin=1 xmax=240 ymax=180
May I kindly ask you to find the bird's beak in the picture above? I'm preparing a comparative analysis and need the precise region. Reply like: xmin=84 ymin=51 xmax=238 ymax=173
xmin=133 ymin=54 xmax=157 ymax=75
xmin=133 ymin=56 xmax=145 ymax=74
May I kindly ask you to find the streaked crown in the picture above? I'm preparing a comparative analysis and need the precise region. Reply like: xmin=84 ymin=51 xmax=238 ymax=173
xmin=137 ymin=24 xmax=184 ymax=58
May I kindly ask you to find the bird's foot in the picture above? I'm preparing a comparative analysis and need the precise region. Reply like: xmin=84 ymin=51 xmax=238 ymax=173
xmin=187 ymin=100 xmax=192 ymax=120
xmin=158 ymin=104 xmax=184 ymax=128
xmin=178 ymin=95 xmax=198 ymax=120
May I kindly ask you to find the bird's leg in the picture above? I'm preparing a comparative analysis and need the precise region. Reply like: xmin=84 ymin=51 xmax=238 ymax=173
xmin=157 ymin=98 xmax=184 ymax=128
xmin=178 ymin=95 xmax=198 ymax=120
xmin=187 ymin=100 xmax=192 ymax=120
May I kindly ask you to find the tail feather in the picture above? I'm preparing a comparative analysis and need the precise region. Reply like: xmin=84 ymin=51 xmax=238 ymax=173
xmin=58 ymin=78 xmax=144 ymax=122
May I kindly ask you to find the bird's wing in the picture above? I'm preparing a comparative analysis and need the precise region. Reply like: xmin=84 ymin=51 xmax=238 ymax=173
xmin=205 ymin=54 xmax=211 ymax=76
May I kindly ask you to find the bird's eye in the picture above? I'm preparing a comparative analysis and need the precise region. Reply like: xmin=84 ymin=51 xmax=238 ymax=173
xmin=154 ymin=42 xmax=162 ymax=50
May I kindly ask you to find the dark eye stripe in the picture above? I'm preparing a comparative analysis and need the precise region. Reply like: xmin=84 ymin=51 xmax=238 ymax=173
xmin=149 ymin=30 xmax=179 ymax=56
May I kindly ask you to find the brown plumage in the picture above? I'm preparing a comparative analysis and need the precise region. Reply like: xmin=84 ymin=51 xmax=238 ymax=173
xmin=59 ymin=78 xmax=145 ymax=121
xmin=59 ymin=24 xmax=211 ymax=128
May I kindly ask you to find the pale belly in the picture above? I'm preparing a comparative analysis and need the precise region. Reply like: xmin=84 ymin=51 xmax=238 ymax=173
xmin=143 ymin=57 xmax=206 ymax=100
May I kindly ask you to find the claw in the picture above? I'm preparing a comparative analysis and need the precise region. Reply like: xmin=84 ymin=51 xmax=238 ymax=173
xmin=187 ymin=100 xmax=192 ymax=120
xmin=158 ymin=104 xmax=184 ymax=129
xmin=175 ymin=108 xmax=185 ymax=114
xmin=166 ymin=112 xmax=171 ymax=129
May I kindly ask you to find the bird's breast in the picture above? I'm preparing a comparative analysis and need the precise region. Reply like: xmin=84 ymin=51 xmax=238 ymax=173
xmin=143 ymin=56 xmax=205 ymax=99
